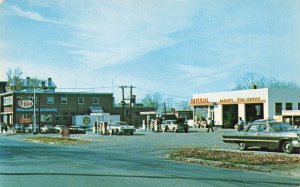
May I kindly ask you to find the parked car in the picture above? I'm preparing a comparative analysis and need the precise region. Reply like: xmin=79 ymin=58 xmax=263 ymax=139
xmin=12 ymin=124 xmax=25 ymax=133
xmin=108 ymin=121 xmax=135 ymax=135
xmin=25 ymin=124 xmax=39 ymax=133
xmin=161 ymin=118 xmax=189 ymax=133
xmin=187 ymin=119 xmax=195 ymax=128
xmin=222 ymin=121 xmax=300 ymax=154
xmin=54 ymin=125 xmax=66 ymax=133
xmin=41 ymin=125 xmax=59 ymax=134
xmin=68 ymin=126 xmax=86 ymax=134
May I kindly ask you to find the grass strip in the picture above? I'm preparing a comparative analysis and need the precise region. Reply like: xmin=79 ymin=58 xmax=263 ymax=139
xmin=169 ymin=148 xmax=300 ymax=165
xmin=24 ymin=136 xmax=91 ymax=144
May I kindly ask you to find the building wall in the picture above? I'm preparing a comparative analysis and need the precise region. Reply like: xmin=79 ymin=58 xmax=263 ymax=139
xmin=268 ymin=88 xmax=300 ymax=120
xmin=192 ymin=88 xmax=300 ymax=127
xmin=1 ymin=91 xmax=115 ymax=126
xmin=192 ymin=88 xmax=268 ymax=126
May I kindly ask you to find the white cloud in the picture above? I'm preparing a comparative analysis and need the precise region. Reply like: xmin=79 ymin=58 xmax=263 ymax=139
xmin=177 ymin=61 xmax=241 ymax=87
xmin=8 ymin=5 xmax=65 ymax=25
xmin=59 ymin=0 xmax=199 ymax=69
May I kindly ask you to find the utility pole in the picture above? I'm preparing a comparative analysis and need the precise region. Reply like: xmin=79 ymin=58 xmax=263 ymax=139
xmin=129 ymin=85 xmax=135 ymax=126
xmin=119 ymin=86 xmax=127 ymax=121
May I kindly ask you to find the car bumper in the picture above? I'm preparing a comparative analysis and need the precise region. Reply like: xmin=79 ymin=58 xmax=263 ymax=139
xmin=292 ymin=140 xmax=300 ymax=147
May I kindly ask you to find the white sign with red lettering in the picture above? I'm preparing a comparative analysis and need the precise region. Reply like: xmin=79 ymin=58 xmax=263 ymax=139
xmin=18 ymin=99 xmax=34 ymax=109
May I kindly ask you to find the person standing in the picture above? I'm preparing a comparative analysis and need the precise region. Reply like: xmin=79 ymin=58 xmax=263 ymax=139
xmin=207 ymin=117 xmax=214 ymax=132
xmin=237 ymin=117 xmax=245 ymax=132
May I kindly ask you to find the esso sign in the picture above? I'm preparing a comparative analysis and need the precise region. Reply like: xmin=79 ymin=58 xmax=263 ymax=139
xmin=18 ymin=99 xmax=34 ymax=108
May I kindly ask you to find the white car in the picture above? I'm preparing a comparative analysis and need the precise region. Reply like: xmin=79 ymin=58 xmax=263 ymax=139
xmin=161 ymin=119 xmax=189 ymax=133
xmin=108 ymin=121 xmax=136 ymax=135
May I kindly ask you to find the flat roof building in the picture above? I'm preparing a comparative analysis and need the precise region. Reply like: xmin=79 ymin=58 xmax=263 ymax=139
xmin=191 ymin=88 xmax=300 ymax=128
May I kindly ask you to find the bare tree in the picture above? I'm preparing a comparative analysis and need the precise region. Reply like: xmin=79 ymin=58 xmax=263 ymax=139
xmin=175 ymin=100 xmax=191 ymax=110
xmin=233 ymin=72 xmax=299 ymax=90
xmin=6 ymin=67 xmax=23 ymax=91
xmin=141 ymin=92 xmax=163 ymax=110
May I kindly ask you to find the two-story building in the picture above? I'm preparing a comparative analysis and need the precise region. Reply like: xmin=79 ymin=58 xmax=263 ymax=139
xmin=0 ymin=77 xmax=155 ymax=128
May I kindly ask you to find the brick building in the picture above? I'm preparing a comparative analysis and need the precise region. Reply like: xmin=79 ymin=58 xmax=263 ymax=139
xmin=0 ymin=77 xmax=155 ymax=128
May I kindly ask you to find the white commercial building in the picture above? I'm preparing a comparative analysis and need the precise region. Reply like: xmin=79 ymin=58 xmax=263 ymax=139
xmin=191 ymin=88 xmax=300 ymax=128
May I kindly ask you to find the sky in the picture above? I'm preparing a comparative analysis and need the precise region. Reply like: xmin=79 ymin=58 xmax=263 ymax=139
xmin=1 ymin=0 xmax=300 ymax=103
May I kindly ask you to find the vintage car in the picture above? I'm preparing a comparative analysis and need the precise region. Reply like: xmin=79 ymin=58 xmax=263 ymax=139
xmin=40 ymin=125 xmax=59 ymax=134
xmin=68 ymin=126 xmax=86 ymax=134
xmin=161 ymin=118 xmax=189 ymax=133
xmin=222 ymin=121 xmax=300 ymax=154
xmin=108 ymin=121 xmax=135 ymax=135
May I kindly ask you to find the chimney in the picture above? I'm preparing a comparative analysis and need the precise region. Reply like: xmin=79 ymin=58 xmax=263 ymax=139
xmin=41 ymin=81 xmax=46 ymax=89
xmin=48 ymin=78 xmax=52 ymax=87
xmin=26 ymin=77 xmax=30 ymax=87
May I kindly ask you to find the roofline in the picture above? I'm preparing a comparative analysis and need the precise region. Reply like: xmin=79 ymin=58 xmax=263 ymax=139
xmin=0 ymin=91 xmax=114 ymax=96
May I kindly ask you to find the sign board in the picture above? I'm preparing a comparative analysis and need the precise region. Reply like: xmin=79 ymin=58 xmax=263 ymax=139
xmin=18 ymin=99 xmax=34 ymax=109
xmin=20 ymin=118 xmax=31 ymax=124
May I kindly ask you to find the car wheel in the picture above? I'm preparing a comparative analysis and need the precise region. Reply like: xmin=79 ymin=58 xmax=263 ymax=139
xmin=163 ymin=127 xmax=167 ymax=132
xmin=185 ymin=129 xmax=188 ymax=133
xmin=130 ymin=132 xmax=133 ymax=135
xmin=281 ymin=141 xmax=295 ymax=154
xmin=238 ymin=142 xmax=248 ymax=150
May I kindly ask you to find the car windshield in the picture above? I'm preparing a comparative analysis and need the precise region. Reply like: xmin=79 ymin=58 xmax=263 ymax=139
xmin=269 ymin=123 xmax=294 ymax=132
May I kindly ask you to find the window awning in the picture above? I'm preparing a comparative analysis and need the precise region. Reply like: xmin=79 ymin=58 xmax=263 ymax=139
xmin=89 ymin=106 xmax=104 ymax=113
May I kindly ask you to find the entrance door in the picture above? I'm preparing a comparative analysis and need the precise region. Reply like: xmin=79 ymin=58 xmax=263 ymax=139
xmin=245 ymin=103 xmax=264 ymax=123
xmin=222 ymin=105 xmax=238 ymax=128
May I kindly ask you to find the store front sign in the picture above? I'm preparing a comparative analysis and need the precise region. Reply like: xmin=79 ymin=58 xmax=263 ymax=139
xmin=191 ymin=98 xmax=209 ymax=105
xmin=219 ymin=97 xmax=262 ymax=104
xmin=4 ymin=107 xmax=13 ymax=112
xmin=18 ymin=99 xmax=34 ymax=109
xmin=20 ymin=118 xmax=31 ymax=124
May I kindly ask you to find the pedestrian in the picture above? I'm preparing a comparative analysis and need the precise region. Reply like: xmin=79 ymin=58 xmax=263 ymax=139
xmin=4 ymin=125 xmax=8 ymax=133
xmin=237 ymin=117 xmax=245 ymax=132
xmin=196 ymin=119 xmax=201 ymax=128
xmin=207 ymin=117 xmax=214 ymax=132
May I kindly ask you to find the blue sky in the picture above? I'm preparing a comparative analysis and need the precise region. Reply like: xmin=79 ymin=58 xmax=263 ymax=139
xmin=1 ymin=0 xmax=300 ymax=102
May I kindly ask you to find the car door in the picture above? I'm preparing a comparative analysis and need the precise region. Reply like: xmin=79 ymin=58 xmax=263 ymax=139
xmin=241 ymin=124 xmax=261 ymax=146
xmin=254 ymin=124 xmax=273 ymax=147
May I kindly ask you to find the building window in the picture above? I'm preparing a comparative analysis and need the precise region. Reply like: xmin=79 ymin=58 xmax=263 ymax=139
xmin=93 ymin=97 xmax=99 ymax=105
xmin=286 ymin=103 xmax=293 ymax=110
xmin=61 ymin=97 xmax=67 ymax=104
xmin=47 ymin=96 xmax=54 ymax=104
xmin=298 ymin=103 xmax=300 ymax=110
xmin=3 ymin=96 xmax=13 ymax=106
xmin=78 ymin=97 xmax=84 ymax=104
xmin=275 ymin=103 xmax=282 ymax=115
xmin=41 ymin=115 xmax=53 ymax=122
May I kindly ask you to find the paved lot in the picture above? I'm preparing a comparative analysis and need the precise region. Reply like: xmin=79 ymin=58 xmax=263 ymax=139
xmin=0 ymin=127 xmax=300 ymax=187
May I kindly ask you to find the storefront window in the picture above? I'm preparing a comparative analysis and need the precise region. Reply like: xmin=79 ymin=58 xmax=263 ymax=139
xmin=194 ymin=106 xmax=208 ymax=120
xmin=275 ymin=103 xmax=282 ymax=115
xmin=41 ymin=115 xmax=52 ymax=122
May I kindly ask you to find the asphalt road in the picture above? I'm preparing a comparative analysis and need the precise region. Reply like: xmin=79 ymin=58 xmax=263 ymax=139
xmin=0 ymin=128 xmax=300 ymax=187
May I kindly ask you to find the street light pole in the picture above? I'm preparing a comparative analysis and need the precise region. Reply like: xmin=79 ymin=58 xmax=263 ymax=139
xmin=33 ymin=87 xmax=37 ymax=134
